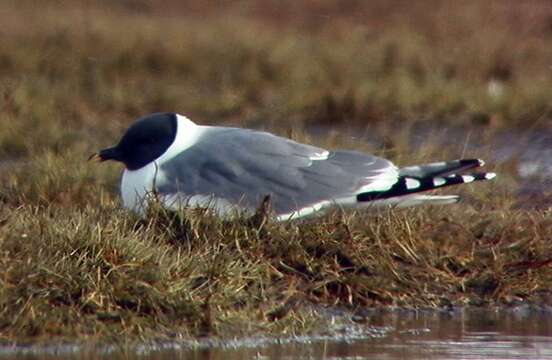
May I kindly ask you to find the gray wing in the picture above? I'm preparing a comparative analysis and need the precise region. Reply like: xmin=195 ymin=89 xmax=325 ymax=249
xmin=157 ymin=127 xmax=398 ymax=215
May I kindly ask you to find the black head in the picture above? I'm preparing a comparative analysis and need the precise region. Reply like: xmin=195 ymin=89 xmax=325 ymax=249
xmin=92 ymin=113 xmax=177 ymax=170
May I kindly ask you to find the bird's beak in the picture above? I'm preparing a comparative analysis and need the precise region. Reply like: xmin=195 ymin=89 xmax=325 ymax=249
xmin=88 ymin=147 xmax=121 ymax=163
xmin=88 ymin=153 xmax=103 ymax=163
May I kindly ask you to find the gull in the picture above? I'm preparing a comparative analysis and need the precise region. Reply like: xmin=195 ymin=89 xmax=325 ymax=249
xmin=90 ymin=112 xmax=496 ymax=220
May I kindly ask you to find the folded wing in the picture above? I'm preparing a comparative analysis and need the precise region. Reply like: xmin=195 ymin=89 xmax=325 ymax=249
xmin=156 ymin=127 xmax=399 ymax=217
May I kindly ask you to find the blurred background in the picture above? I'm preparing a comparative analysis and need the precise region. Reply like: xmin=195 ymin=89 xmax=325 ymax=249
xmin=0 ymin=0 xmax=550 ymax=206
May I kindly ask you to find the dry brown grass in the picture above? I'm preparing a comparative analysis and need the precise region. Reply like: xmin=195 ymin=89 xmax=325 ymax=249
xmin=0 ymin=0 xmax=550 ymax=343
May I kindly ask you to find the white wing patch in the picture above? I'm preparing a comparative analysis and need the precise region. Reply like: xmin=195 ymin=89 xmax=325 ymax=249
xmin=461 ymin=175 xmax=475 ymax=183
xmin=309 ymin=150 xmax=330 ymax=161
xmin=405 ymin=178 xmax=421 ymax=190
xmin=357 ymin=163 xmax=399 ymax=193
xmin=433 ymin=177 xmax=446 ymax=187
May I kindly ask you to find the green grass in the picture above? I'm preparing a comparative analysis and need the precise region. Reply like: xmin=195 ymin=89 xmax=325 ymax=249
xmin=0 ymin=0 xmax=551 ymax=343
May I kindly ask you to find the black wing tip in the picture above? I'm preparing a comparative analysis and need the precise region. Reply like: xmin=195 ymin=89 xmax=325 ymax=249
xmin=438 ymin=171 xmax=496 ymax=183
xmin=458 ymin=158 xmax=485 ymax=168
xmin=357 ymin=171 xmax=496 ymax=202
xmin=471 ymin=172 xmax=496 ymax=181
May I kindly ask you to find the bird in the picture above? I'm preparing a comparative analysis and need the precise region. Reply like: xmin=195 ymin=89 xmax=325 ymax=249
xmin=90 ymin=112 xmax=496 ymax=221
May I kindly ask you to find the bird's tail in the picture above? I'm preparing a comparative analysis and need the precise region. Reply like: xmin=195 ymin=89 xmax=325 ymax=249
xmin=357 ymin=158 xmax=496 ymax=203
xmin=398 ymin=158 xmax=484 ymax=178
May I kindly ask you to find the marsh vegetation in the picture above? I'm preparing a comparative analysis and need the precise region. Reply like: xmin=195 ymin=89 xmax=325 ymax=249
xmin=0 ymin=0 xmax=550 ymax=343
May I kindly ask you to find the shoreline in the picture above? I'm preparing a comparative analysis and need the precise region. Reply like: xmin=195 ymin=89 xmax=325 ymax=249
xmin=2 ymin=305 xmax=552 ymax=357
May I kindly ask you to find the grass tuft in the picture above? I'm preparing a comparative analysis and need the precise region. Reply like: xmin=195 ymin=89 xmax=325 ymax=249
xmin=0 ymin=0 xmax=550 ymax=343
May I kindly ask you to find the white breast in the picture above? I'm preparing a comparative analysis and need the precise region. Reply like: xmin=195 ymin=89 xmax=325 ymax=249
xmin=121 ymin=164 xmax=157 ymax=215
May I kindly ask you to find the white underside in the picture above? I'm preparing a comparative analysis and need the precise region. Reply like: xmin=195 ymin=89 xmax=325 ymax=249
xmin=275 ymin=194 xmax=459 ymax=221
xmin=362 ymin=194 xmax=459 ymax=209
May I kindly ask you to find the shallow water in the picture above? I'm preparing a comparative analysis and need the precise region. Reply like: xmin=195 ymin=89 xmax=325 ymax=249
xmin=158 ymin=308 xmax=552 ymax=360
xmin=4 ymin=307 xmax=552 ymax=359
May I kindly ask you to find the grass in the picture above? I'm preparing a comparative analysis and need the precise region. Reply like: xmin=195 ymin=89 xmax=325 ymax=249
xmin=0 ymin=0 xmax=551 ymax=343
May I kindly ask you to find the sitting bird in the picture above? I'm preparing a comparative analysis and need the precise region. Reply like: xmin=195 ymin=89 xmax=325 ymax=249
xmin=90 ymin=113 xmax=496 ymax=220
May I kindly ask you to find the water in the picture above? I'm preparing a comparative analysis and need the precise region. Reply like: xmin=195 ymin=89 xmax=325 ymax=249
xmin=162 ymin=308 xmax=552 ymax=360
xmin=4 ymin=307 xmax=552 ymax=359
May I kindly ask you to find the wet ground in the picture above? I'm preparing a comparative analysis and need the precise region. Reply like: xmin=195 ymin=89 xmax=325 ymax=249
xmin=3 ymin=307 xmax=552 ymax=359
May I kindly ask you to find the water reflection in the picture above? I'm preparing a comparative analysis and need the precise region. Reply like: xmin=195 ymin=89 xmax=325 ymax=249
xmin=180 ymin=308 xmax=552 ymax=360
xmin=7 ymin=307 xmax=549 ymax=359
